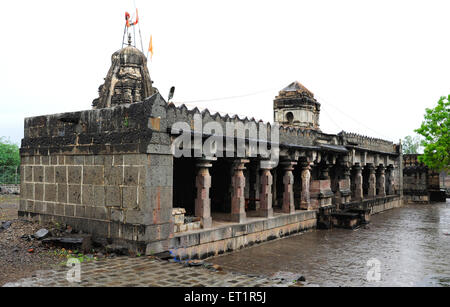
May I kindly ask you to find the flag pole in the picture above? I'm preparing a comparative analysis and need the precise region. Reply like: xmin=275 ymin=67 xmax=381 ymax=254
xmin=122 ymin=23 xmax=127 ymax=48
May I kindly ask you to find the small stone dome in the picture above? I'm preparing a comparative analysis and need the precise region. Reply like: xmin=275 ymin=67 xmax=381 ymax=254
xmin=112 ymin=45 xmax=146 ymax=66
xmin=273 ymin=81 xmax=321 ymax=130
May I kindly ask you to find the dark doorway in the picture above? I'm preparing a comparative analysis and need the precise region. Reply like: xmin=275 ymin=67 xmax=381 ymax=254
xmin=172 ymin=157 xmax=196 ymax=216
xmin=210 ymin=158 xmax=232 ymax=214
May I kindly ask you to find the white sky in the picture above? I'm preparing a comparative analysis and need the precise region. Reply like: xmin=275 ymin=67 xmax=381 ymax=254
xmin=1 ymin=0 xmax=449 ymax=145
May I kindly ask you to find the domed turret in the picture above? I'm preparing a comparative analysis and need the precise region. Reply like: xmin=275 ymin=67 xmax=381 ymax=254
xmin=92 ymin=36 xmax=154 ymax=109
xmin=273 ymin=81 xmax=321 ymax=130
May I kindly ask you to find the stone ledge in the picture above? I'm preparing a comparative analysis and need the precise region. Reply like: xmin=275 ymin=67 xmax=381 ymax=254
xmin=168 ymin=210 xmax=316 ymax=250
xmin=168 ymin=217 xmax=317 ymax=260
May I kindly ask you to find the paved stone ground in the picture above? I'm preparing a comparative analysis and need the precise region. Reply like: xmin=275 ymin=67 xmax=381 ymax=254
xmin=3 ymin=256 xmax=298 ymax=287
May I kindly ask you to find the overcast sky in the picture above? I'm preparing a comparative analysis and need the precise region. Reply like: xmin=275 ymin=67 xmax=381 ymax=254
xmin=1 ymin=0 xmax=449 ymax=145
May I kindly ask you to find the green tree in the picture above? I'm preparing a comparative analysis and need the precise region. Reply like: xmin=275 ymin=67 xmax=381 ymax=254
xmin=0 ymin=137 xmax=20 ymax=183
xmin=415 ymin=95 xmax=450 ymax=171
xmin=402 ymin=135 xmax=421 ymax=154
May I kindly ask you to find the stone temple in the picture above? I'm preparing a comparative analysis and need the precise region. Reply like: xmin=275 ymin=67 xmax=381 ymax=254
xmin=18 ymin=37 xmax=405 ymax=258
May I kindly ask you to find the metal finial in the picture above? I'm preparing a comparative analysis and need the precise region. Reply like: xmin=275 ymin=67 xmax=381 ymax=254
xmin=128 ymin=33 xmax=132 ymax=46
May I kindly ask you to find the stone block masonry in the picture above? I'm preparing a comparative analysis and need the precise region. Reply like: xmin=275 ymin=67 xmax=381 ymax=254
xmin=19 ymin=93 xmax=174 ymax=254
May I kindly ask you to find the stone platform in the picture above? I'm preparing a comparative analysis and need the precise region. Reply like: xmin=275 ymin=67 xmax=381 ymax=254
xmin=331 ymin=195 xmax=402 ymax=229
xmin=168 ymin=210 xmax=317 ymax=260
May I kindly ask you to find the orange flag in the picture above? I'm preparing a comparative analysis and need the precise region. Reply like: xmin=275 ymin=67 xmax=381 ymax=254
xmin=148 ymin=35 xmax=153 ymax=60
xmin=125 ymin=12 xmax=131 ymax=27
xmin=133 ymin=9 xmax=139 ymax=26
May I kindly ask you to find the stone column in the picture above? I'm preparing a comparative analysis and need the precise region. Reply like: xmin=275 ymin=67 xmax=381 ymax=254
xmin=352 ymin=163 xmax=363 ymax=201
xmin=259 ymin=163 xmax=273 ymax=218
xmin=281 ymin=161 xmax=297 ymax=214
xmin=231 ymin=159 xmax=249 ymax=223
xmin=367 ymin=164 xmax=376 ymax=198
xmin=195 ymin=158 xmax=215 ymax=229
xmin=386 ymin=165 xmax=394 ymax=195
xmin=376 ymin=164 xmax=386 ymax=197
xmin=343 ymin=165 xmax=351 ymax=191
xmin=300 ymin=162 xmax=312 ymax=210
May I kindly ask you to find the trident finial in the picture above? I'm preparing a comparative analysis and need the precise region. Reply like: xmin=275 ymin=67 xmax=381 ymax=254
xmin=128 ymin=33 xmax=132 ymax=46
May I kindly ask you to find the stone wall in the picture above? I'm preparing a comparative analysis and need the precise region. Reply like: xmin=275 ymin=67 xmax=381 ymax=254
xmin=19 ymin=93 xmax=174 ymax=254
xmin=403 ymin=154 xmax=446 ymax=203
xmin=0 ymin=184 xmax=20 ymax=194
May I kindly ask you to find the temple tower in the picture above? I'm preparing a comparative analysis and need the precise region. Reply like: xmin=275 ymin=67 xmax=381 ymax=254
xmin=92 ymin=35 xmax=155 ymax=109
xmin=273 ymin=81 xmax=321 ymax=130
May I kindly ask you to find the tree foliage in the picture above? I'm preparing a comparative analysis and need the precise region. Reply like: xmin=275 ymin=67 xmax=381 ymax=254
xmin=402 ymin=135 xmax=421 ymax=154
xmin=0 ymin=137 xmax=20 ymax=183
xmin=415 ymin=95 xmax=450 ymax=171
xmin=0 ymin=137 xmax=20 ymax=167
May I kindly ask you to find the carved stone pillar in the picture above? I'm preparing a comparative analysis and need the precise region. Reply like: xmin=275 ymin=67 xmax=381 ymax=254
xmin=367 ymin=164 xmax=376 ymax=198
xmin=231 ymin=159 xmax=249 ymax=223
xmin=281 ymin=161 xmax=297 ymax=214
xmin=300 ymin=162 xmax=312 ymax=210
xmin=352 ymin=163 xmax=363 ymax=201
xmin=386 ymin=165 xmax=395 ymax=195
xmin=376 ymin=164 xmax=386 ymax=197
xmin=195 ymin=158 xmax=215 ymax=229
xmin=259 ymin=163 xmax=273 ymax=218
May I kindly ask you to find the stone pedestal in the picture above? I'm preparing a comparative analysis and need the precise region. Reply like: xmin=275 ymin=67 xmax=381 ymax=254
xmin=367 ymin=164 xmax=376 ymax=198
xmin=300 ymin=162 xmax=312 ymax=210
xmin=335 ymin=165 xmax=351 ymax=209
xmin=231 ymin=159 xmax=249 ymax=223
xmin=352 ymin=163 xmax=363 ymax=201
xmin=376 ymin=165 xmax=386 ymax=197
xmin=195 ymin=158 xmax=215 ymax=229
xmin=259 ymin=165 xmax=273 ymax=218
xmin=282 ymin=161 xmax=297 ymax=214
xmin=310 ymin=163 xmax=334 ymax=210
xmin=310 ymin=179 xmax=334 ymax=210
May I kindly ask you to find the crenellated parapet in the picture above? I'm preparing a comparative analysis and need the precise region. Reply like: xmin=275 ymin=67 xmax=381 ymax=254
xmin=338 ymin=131 xmax=398 ymax=154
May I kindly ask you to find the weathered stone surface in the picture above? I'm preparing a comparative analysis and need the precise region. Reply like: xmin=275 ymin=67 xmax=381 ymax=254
xmin=231 ymin=159 xmax=249 ymax=223
xmin=300 ymin=163 xmax=311 ymax=210
xmin=282 ymin=161 xmax=296 ymax=214
xmin=83 ymin=166 xmax=104 ymax=185
xmin=194 ymin=158 xmax=214 ymax=229
xmin=259 ymin=167 xmax=273 ymax=218
xmin=92 ymin=41 xmax=154 ymax=109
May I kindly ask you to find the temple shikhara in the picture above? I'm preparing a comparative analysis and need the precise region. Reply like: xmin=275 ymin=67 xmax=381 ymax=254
xmin=18 ymin=32 xmax=410 ymax=258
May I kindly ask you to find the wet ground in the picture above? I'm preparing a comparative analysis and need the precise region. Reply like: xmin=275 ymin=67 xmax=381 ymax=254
xmin=3 ymin=257 xmax=295 ymax=287
xmin=3 ymin=196 xmax=449 ymax=287
xmin=211 ymin=200 xmax=450 ymax=287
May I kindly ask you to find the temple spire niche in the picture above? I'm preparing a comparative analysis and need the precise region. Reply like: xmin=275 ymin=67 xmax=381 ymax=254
xmin=92 ymin=34 xmax=155 ymax=109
